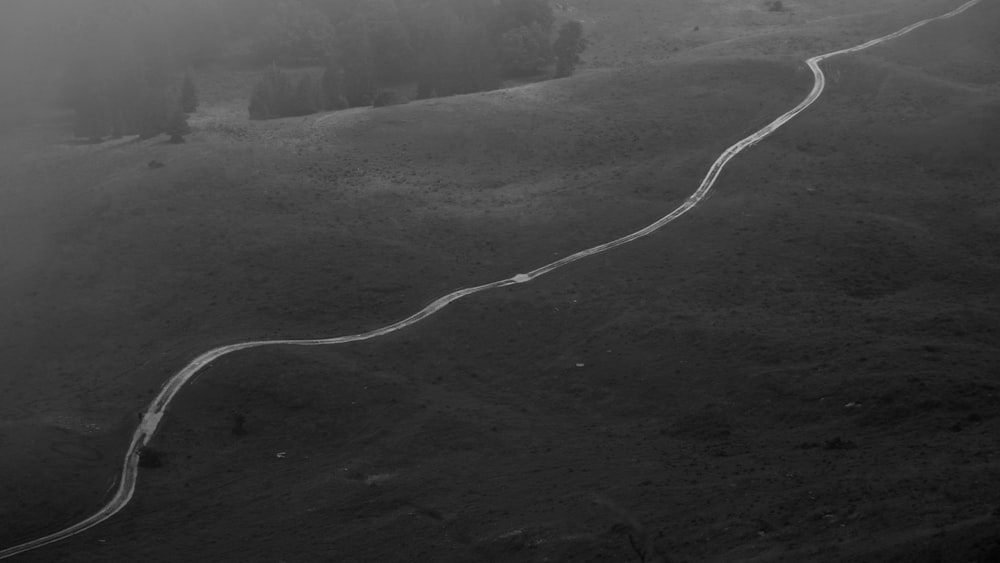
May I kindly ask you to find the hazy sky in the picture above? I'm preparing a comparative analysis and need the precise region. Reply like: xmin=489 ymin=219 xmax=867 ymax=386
xmin=0 ymin=1 xmax=74 ymax=105
xmin=0 ymin=0 xmax=165 ymax=108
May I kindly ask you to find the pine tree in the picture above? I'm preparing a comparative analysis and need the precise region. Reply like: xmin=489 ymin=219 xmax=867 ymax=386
xmin=249 ymin=80 xmax=272 ymax=120
xmin=180 ymin=71 xmax=198 ymax=113
xmin=165 ymin=104 xmax=190 ymax=143
xmin=553 ymin=21 xmax=587 ymax=78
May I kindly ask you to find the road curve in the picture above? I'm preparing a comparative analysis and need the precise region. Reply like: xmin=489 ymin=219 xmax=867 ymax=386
xmin=0 ymin=0 xmax=982 ymax=558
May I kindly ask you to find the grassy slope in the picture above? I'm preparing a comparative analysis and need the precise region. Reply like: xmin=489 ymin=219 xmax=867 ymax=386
xmin=0 ymin=56 xmax=807 ymax=551
xmin=561 ymin=0 xmax=965 ymax=66
xmin=3 ymin=0 xmax=999 ymax=561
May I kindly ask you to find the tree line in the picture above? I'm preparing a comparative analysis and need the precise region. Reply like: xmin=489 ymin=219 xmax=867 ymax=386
xmin=47 ymin=0 xmax=587 ymax=137
xmin=47 ymin=0 xmax=219 ymax=142
xmin=247 ymin=0 xmax=588 ymax=119
xmin=68 ymin=65 xmax=198 ymax=142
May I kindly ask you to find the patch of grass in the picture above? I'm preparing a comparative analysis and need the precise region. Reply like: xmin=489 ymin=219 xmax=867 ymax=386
xmin=137 ymin=447 xmax=164 ymax=469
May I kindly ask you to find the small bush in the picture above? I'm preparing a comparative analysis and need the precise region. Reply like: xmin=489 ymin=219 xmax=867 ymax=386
xmin=765 ymin=0 xmax=785 ymax=12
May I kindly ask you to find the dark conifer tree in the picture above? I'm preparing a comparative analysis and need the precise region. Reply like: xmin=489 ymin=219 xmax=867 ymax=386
xmin=165 ymin=103 xmax=191 ymax=143
xmin=553 ymin=20 xmax=586 ymax=78
xmin=249 ymin=81 xmax=272 ymax=120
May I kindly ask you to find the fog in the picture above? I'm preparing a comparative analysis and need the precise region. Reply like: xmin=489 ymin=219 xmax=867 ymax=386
xmin=1 ymin=0 xmax=998 ymax=561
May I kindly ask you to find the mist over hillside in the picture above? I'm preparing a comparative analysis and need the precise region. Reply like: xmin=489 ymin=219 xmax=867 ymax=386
xmin=0 ymin=0 xmax=591 ymax=135
xmin=0 ymin=0 xmax=998 ymax=561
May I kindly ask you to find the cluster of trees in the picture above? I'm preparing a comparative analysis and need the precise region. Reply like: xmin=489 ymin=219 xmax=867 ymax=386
xmin=35 ymin=0 xmax=587 ymax=134
xmin=246 ymin=0 xmax=588 ymax=119
xmin=69 ymin=67 xmax=198 ymax=142
xmin=249 ymin=67 xmax=326 ymax=119
xmin=50 ymin=0 xmax=212 ymax=141
xmin=553 ymin=20 xmax=586 ymax=77
xmin=248 ymin=62 xmax=409 ymax=120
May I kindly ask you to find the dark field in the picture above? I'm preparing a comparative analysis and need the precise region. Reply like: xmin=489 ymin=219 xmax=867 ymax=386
xmin=1 ymin=0 xmax=998 ymax=561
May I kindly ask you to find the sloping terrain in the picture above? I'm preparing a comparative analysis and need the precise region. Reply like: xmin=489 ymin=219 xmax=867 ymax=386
xmin=0 ymin=56 xmax=809 ymax=554
xmin=2 ymin=0 xmax=998 ymax=561
xmin=561 ymin=0 xmax=969 ymax=65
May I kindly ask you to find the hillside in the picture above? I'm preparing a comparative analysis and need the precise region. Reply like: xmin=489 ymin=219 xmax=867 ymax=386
xmin=0 ymin=54 xmax=811 ymax=555
xmin=2 ymin=0 xmax=999 ymax=561
xmin=560 ymin=0 xmax=969 ymax=65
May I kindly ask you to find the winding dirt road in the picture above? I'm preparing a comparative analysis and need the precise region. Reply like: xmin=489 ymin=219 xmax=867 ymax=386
xmin=0 ymin=0 xmax=982 ymax=558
